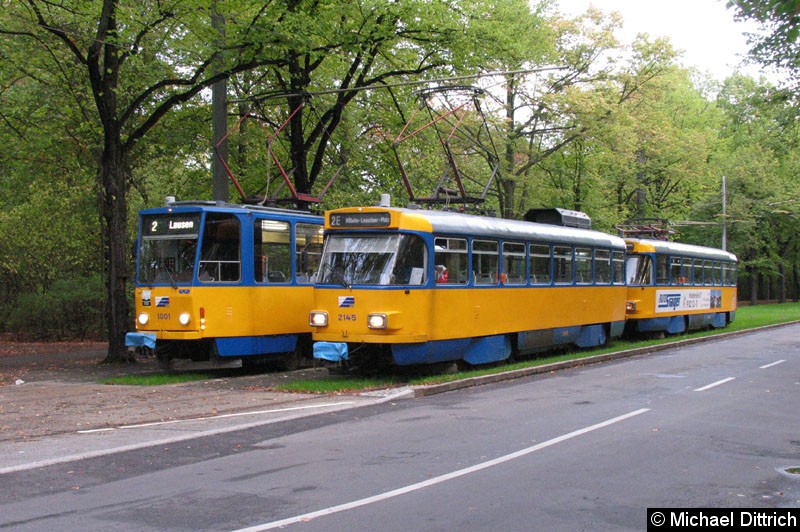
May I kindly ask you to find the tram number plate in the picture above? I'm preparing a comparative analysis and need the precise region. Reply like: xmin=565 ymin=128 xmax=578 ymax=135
xmin=338 ymin=314 xmax=357 ymax=322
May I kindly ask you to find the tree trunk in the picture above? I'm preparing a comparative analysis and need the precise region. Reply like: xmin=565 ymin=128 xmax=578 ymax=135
xmin=501 ymin=179 xmax=516 ymax=219
xmin=100 ymin=137 xmax=131 ymax=363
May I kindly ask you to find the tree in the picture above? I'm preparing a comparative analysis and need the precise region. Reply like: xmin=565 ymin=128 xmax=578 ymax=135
xmin=0 ymin=0 xmax=307 ymax=361
xmin=223 ymin=0 xmax=550 ymax=209
xmin=712 ymin=73 xmax=800 ymax=302
xmin=489 ymin=7 xmax=680 ymax=224
xmin=728 ymin=0 xmax=800 ymax=76
xmin=1 ymin=0 xmax=551 ymax=359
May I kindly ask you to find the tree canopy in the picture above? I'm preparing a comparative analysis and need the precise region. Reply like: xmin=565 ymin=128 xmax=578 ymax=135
xmin=1 ymin=0 xmax=799 ymax=347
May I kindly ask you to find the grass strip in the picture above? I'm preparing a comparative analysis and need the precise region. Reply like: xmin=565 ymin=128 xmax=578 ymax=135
xmin=102 ymin=302 xmax=800 ymax=390
xmin=100 ymin=373 xmax=212 ymax=386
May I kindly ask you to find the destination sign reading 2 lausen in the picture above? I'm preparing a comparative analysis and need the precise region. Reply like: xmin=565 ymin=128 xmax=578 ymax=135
xmin=145 ymin=214 xmax=201 ymax=236
xmin=329 ymin=212 xmax=391 ymax=228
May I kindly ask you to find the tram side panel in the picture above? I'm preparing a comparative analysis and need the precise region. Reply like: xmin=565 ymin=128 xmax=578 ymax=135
xmin=313 ymin=284 xmax=627 ymax=366
xmin=625 ymin=285 xmax=737 ymax=334
xmin=311 ymin=206 xmax=629 ymax=368
xmin=623 ymin=238 xmax=738 ymax=336
xmin=428 ymin=285 xmax=627 ymax=347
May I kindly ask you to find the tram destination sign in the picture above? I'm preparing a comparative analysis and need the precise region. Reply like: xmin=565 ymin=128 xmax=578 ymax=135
xmin=329 ymin=212 xmax=391 ymax=228
xmin=144 ymin=214 xmax=200 ymax=237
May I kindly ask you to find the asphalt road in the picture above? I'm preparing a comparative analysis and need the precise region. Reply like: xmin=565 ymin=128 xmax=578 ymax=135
xmin=2 ymin=325 xmax=799 ymax=531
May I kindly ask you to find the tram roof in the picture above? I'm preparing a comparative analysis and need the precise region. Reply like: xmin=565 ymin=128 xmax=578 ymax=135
xmin=626 ymin=238 xmax=737 ymax=262
xmin=330 ymin=207 xmax=627 ymax=249
xmin=139 ymin=200 xmax=322 ymax=219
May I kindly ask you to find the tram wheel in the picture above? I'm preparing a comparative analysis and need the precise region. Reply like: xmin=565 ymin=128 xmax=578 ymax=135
xmin=156 ymin=354 xmax=173 ymax=371
xmin=281 ymin=334 xmax=313 ymax=371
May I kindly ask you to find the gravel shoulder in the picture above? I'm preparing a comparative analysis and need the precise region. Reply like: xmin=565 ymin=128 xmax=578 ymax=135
xmin=0 ymin=341 xmax=337 ymax=442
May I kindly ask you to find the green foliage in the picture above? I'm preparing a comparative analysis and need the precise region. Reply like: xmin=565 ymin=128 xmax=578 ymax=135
xmin=1 ymin=0 xmax=800 ymax=343
xmin=727 ymin=0 xmax=800 ymax=76
xmin=710 ymin=74 xmax=800 ymax=292
xmin=5 ymin=275 xmax=106 ymax=340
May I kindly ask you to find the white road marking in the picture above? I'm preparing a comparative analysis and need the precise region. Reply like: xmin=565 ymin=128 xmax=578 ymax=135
xmin=0 ymin=401 xmax=357 ymax=475
xmin=694 ymin=377 xmax=735 ymax=392
xmin=76 ymin=402 xmax=356 ymax=433
xmin=231 ymin=408 xmax=651 ymax=532
xmin=760 ymin=359 xmax=785 ymax=369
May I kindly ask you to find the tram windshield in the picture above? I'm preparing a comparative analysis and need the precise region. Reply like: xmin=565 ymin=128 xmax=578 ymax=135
xmin=138 ymin=213 xmax=201 ymax=284
xmin=626 ymin=254 xmax=652 ymax=285
xmin=317 ymin=233 xmax=427 ymax=286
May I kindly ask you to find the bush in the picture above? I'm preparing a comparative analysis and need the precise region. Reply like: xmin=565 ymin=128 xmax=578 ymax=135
xmin=7 ymin=275 xmax=106 ymax=340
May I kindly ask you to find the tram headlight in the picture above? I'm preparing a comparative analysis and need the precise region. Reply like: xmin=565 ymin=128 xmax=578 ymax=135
xmin=626 ymin=301 xmax=637 ymax=312
xmin=137 ymin=312 xmax=149 ymax=326
xmin=178 ymin=312 xmax=191 ymax=326
xmin=309 ymin=311 xmax=328 ymax=327
xmin=367 ymin=313 xmax=388 ymax=329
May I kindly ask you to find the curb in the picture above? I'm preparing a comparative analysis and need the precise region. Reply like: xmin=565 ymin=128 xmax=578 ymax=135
xmin=407 ymin=321 xmax=800 ymax=398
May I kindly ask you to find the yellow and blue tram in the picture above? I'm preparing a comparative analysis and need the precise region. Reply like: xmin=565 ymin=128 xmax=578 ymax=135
xmin=130 ymin=199 xmax=324 ymax=369
xmin=624 ymin=238 xmax=738 ymax=335
xmin=309 ymin=205 xmax=629 ymax=368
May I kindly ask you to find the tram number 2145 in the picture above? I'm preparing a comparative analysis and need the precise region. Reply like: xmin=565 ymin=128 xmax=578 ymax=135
xmin=338 ymin=314 xmax=357 ymax=322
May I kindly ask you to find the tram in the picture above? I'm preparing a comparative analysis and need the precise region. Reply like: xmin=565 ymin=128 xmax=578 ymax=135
xmin=130 ymin=199 xmax=324 ymax=369
xmin=309 ymin=205 xmax=628 ymax=369
xmin=624 ymin=238 xmax=738 ymax=335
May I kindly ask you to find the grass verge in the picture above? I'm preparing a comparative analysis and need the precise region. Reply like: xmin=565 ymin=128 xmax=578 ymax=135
xmin=101 ymin=302 xmax=800 ymax=391
xmin=100 ymin=373 xmax=212 ymax=386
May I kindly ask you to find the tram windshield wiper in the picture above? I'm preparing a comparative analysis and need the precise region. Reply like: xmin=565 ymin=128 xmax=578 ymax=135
xmin=320 ymin=262 xmax=350 ymax=289
xmin=157 ymin=257 xmax=177 ymax=289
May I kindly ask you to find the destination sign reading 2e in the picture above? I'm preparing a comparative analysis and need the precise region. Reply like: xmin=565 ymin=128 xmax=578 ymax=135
xmin=329 ymin=212 xmax=391 ymax=228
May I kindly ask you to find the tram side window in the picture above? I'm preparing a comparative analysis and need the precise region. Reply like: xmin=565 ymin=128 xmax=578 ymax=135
xmin=554 ymin=245 xmax=573 ymax=284
xmin=473 ymin=240 xmax=499 ymax=285
xmin=575 ymin=247 xmax=592 ymax=284
xmin=434 ymin=237 xmax=468 ymax=284
xmin=691 ymin=258 xmax=703 ymax=285
xmin=530 ymin=244 xmax=551 ymax=285
xmin=253 ymin=219 xmax=291 ymax=283
xmin=296 ymin=223 xmax=324 ymax=284
xmin=656 ymin=255 xmax=670 ymax=285
xmin=713 ymin=261 xmax=722 ymax=286
xmin=723 ymin=262 xmax=738 ymax=286
xmin=703 ymin=260 xmax=713 ymax=285
xmin=670 ymin=256 xmax=684 ymax=285
xmin=199 ymin=214 xmax=241 ymax=282
xmin=595 ymin=249 xmax=610 ymax=284
xmin=502 ymin=242 xmax=526 ymax=285
xmin=612 ymin=251 xmax=625 ymax=285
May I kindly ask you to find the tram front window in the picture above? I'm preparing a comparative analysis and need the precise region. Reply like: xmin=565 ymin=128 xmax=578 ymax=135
xmin=138 ymin=214 xmax=200 ymax=284
xmin=318 ymin=233 xmax=427 ymax=286
xmin=625 ymin=254 xmax=652 ymax=285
